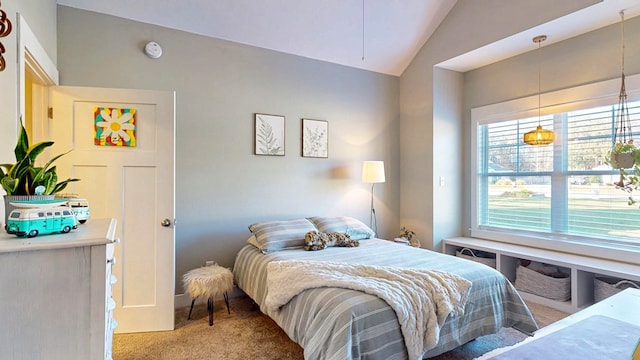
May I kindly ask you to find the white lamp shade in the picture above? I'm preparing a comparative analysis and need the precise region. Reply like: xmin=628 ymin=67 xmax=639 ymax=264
xmin=362 ymin=161 xmax=385 ymax=183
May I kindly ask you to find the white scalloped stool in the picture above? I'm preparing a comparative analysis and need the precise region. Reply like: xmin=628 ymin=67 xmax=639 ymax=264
xmin=182 ymin=265 xmax=233 ymax=326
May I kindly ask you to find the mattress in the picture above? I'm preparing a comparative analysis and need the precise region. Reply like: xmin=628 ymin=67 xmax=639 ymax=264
xmin=233 ymin=238 xmax=537 ymax=359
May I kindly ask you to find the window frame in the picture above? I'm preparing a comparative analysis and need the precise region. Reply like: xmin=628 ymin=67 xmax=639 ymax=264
xmin=470 ymin=74 xmax=640 ymax=263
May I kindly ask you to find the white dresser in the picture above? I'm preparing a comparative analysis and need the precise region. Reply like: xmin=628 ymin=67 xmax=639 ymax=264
xmin=0 ymin=218 xmax=118 ymax=360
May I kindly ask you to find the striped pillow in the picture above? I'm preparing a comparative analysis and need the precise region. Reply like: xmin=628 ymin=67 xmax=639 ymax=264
xmin=307 ymin=216 xmax=375 ymax=240
xmin=248 ymin=218 xmax=316 ymax=253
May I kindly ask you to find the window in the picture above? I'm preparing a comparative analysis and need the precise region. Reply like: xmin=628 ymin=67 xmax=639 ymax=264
xmin=472 ymin=75 xmax=640 ymax=247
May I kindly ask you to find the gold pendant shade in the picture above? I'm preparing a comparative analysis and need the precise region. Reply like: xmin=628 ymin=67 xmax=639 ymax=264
xmin=524 ymin=125 xmax=555 ymax=145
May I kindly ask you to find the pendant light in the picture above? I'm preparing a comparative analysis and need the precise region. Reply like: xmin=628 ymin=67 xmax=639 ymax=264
xmin=523 ymin=35 xmax=555 ymax=146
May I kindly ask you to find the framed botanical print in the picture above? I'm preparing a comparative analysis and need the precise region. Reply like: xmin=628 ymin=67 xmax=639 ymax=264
xmin=255 ymin=113 xmax=285 ymax=156
xmin=302 ymin=118 xmax=328 ymax=158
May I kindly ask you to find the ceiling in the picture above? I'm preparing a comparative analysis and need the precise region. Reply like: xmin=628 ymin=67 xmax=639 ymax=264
xmin=56 ymin=0 xmax=640 ymax=76
xmin=440 ymin=0 xmax=640 ymax=72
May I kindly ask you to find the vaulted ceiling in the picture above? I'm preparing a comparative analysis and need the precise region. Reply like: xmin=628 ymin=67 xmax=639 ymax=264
xmin=57 ymin=0 xmax=640 ymax=76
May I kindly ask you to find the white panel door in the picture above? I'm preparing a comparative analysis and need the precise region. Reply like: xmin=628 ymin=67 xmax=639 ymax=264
xmin=49 ymin=86 xmax=175 ymax=333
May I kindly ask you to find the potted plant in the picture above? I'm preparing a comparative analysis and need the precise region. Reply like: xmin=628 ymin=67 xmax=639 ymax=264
xmin=607 ymin=141 xmax=639 ymax=170
xmin=1 ymin=121 xmax=79 ymax=224
xmin=399 ymin=227 xmax=420 ymax=248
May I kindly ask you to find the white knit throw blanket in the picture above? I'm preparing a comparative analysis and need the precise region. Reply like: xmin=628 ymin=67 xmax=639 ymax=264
xmin=264 ymin=260 xmax=472 ymax=360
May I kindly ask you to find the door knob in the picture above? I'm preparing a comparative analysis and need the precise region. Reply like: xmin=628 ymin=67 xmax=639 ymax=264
xmin=161 ymin=218 xmax=172 ymax=227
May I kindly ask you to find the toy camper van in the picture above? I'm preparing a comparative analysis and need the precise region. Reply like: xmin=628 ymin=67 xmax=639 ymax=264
xmin=56 ymin=194 xmax=91 ymax=224
xmin=6 ymin=202 xmax=78 ymax=238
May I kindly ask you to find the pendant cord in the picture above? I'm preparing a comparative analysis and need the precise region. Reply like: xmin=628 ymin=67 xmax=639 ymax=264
xmin=621 ymin=10 xmax=625 ymax=75
xmin=537 ymin=38 xmax=541 ymax=126
xmin=362 ymin=0 xmax=365 ymax=61
xmin=532 ymin=35 xmax=546 ymax=127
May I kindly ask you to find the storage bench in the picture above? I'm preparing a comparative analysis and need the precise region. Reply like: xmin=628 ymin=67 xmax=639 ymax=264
xmin=443 ymin=237 xmax=640 ymax=313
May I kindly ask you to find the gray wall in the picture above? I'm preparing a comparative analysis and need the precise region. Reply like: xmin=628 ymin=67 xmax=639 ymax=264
xmin=399 ymin=0 xmax=600 ymax=251
xmin=432 ymin=67 xmax=464 ymax=248
xmin=57 ymin=6 xmax=400 ymax=291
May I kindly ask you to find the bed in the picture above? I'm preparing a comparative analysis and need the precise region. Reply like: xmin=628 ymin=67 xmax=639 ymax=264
xmin=232 ymin=217 xmax=538 ymax=360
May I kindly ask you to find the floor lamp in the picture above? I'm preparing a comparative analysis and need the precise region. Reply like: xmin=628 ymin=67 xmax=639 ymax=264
xmin=362 ymin=161 xmax=385 ymax=235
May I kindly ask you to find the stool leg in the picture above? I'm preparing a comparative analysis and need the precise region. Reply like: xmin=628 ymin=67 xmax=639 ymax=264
xmin=224 ymin=291 xmax=230 ymax=314
xmin=207 ymin=296 xmax=214 ymax=326
xmin=187 ymin=298 xmax=196 ymax=320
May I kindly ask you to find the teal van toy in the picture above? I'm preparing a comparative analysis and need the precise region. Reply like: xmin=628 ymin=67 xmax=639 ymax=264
xmin=6 ymin=201 xmax=78 ymax=237
xmin=56 ymin=194 xmax=91 ymax=224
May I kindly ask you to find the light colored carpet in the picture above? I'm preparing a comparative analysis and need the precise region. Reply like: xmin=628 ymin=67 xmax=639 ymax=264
xmin=113 ymin=296 xmax=568 ymax=360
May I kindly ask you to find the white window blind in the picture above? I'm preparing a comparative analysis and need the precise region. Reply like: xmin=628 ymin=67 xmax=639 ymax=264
xmin=477 ymin=100 xmax=640 ymax=245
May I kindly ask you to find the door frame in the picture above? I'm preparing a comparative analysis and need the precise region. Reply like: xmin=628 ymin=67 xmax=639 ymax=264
xmin=17 ymin=13 xmax=58 ymax=142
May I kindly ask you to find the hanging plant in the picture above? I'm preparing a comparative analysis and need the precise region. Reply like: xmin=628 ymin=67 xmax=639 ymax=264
xmin=599 ymin=12 xmax=640 ymax=209
xmin=607 ymin=141 xmax=638 ymax=170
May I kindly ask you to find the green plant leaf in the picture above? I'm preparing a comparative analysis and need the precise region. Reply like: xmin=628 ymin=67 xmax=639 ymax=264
xmin=35 ymin=170 xmax=54 ymax=195
xmin=1 ymin=120 xmax=81 ymax=195
xmin=26 ymin=141 xmax=55 ymax=162
xmin=52 ymin=178 xmax=80 ymax=194
xmin=0 ymin=176 xmax=18 ymax=194
xmin=39 ymin=150 xmax=72 ymax=173
xmin=14 ymin=121 xmax=30 ymax=162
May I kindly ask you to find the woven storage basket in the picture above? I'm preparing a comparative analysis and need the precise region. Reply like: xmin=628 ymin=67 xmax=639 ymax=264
xmin=455 ymin=247 xmax=496 ymax=269
xmin=594 ymin=276 xmax=640 ymax=302
xmin=514 ymin=264 xmax=571 ymax=301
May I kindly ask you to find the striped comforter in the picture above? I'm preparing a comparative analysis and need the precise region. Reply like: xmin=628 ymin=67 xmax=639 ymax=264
xmin=233 ymin=239 xmax=537 ymax=360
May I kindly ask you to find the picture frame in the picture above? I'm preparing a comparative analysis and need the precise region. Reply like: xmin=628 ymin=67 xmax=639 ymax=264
xmin=302 ymin=118 xmax=328 ymax=158
xmin=255 ymin=113 xmax=285 ymax=156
